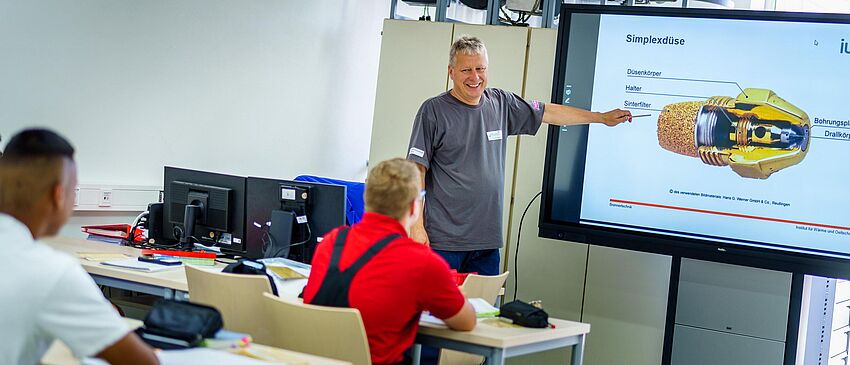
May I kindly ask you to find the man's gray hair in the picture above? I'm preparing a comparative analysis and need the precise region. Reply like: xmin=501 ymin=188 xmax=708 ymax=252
xmin=449 ymin=35 xmax=487 ymax=67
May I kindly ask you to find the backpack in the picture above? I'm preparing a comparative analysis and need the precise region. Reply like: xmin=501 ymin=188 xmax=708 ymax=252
xmin=222 ymin=259 xmax=279 ymax=295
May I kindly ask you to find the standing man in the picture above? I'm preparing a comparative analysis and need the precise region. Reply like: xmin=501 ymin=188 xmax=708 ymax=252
xmin=407 ymin=36 xmax=632 ymax=275
xmin=0 ymin=129 xmax=158 ymax=365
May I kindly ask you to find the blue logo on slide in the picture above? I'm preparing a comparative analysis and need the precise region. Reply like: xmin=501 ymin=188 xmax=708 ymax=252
xmin=843 ymin=39 xmax=850 ymax=54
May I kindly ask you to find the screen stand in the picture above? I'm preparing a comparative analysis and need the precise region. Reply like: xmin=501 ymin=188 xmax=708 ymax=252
xmin=180 ymin=204 xmax=203 ymax=250
xmin=265 ymin=210 xmax=295 ymax=258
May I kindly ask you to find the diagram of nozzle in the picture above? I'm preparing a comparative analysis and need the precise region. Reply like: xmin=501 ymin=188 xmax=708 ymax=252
xmin=657 ymin=88 xmax=811 ymax=179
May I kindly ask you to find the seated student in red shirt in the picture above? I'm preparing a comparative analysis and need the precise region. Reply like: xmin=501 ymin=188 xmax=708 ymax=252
xmin=303 ymin=158 xmax=476 ymax=365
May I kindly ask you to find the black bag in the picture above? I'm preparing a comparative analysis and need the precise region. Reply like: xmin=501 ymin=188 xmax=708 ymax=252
xmin=134 ymin=299 xmax=223 ymax=349
xmin=499 ymin=300 xmax=549 ymax=328
xmin=223 ymin=259 xmax=279 ymax=295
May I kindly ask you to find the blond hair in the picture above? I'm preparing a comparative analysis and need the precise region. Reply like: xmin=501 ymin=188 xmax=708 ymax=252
xmin=449 ymin=35 xmax=487 ymax=67
xmin=364 ymin=159 xmax=421 ymax=220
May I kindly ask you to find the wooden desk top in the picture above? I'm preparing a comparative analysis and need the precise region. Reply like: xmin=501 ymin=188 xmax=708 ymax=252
xmin=43 ymin=236 xmax=224 ymax=292
xmin=40 ymin=319 xmax=350 ymax=365
xmin=418 ymin=317 xmax=590 ymax=349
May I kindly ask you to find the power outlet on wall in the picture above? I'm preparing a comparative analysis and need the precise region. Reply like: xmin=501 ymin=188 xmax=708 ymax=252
xmin=74 ymin=184 xmax=160 ymax=211
xmin=98 ymin=189 xmax=113 ymax=207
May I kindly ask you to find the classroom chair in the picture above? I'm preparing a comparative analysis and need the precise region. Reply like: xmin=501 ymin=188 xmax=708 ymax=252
xmin=262 ymin=292 xmax=372 ymax=365
xmin=460 ymin=271 xmax=510 ymax=304
xmin=185 ymin=265 xmax=275 ymax=344
xmin=440 ymin=271 xmax=510 ymax=365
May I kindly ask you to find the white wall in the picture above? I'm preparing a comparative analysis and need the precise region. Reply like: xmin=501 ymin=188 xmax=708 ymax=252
xmin=0 ymin=0 xmax=389 ymax=187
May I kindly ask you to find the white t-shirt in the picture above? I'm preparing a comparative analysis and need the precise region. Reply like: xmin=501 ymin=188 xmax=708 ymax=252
xmin=0 ymin=214 xmax=129 ymax=365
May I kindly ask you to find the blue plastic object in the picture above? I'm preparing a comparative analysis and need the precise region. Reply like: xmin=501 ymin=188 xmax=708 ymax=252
xmin=294 ymin=175 xmax=365 ymax=225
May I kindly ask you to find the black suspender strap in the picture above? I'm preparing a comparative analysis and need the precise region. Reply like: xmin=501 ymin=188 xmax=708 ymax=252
xmin=311 ymin=227 xmax=401 ymax=308
xmin=327 ymin=227 xmax=351 ymax=271
xmin=342 ymin=233 xmax=401 ymax=274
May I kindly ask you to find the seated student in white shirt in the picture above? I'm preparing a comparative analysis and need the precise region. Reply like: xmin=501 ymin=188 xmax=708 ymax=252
xmin=0 ymin=129 xmax=158 ymax=365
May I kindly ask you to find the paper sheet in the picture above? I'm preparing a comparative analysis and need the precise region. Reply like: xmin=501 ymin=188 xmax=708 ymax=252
xmin=469 ymin=297 xmax=500 ymax=317
xmin=77 ymin=253 xmax=131 ymax=261
xmin=267 ymin=266 xmax=307 ymax=280
xmin=157 ymin=348 xmax=285 ymax=364
xmin=420 ymin=297 xmax=500 ymax=326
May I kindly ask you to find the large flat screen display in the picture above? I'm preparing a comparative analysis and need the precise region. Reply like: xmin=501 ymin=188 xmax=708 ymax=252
xmin=541 ymin=5 xmax=850 ymax=277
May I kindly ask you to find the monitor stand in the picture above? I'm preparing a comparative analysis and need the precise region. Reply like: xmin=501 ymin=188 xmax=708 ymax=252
xmin=265 ymin=209 xmax=295 ymax=258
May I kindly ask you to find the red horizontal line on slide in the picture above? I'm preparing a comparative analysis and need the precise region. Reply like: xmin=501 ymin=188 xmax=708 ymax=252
xmin=609 ymin=199 xmax=850 ymax=232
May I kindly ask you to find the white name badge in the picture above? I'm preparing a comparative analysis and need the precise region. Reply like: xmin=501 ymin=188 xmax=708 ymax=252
xmin=409 ymin=147 xmax=425 ymax=158
xmin=486 ymin=130 xmax=503 ymax=141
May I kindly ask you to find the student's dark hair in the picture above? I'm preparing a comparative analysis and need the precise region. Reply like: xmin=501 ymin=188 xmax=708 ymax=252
xmin=2 ymin=129 xmax=74 ymax=160
xmin=0 ymin=129 xmax=76 ymax=213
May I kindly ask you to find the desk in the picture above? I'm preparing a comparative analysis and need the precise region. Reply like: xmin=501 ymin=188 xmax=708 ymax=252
xmin=43 ymin=237 xmax=215 ymax=300
xmin=45 ymin=236 xmax=309 ymax=300
xmin=413 ymin=318 xmax=589 ymax=365
xmin=40 ymin=319 xmax=350 ymax=365
xmin=47 ymin=236 xmax=590 ymax=364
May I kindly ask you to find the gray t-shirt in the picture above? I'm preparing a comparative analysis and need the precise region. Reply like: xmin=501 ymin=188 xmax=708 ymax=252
xmin=407 ymin=88 xmax=544 ymax=251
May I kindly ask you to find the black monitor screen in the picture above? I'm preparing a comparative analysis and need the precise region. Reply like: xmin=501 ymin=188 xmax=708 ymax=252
xmin=246 ymin=177 xmax=346 ymax=262
xmin=168 ymin=181 xmax=231 ymax=231
xmin=162 ymin=167 xmax=246 ymax=254
xmin=540 ymin=5 xmax=850 ymax=278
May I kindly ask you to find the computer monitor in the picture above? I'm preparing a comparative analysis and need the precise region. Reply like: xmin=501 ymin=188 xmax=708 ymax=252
xmin=162 ymin=167 xmax=247 ymax=255
xmin=246 ymin=177 xmax=347 ymax=262
xmin=539 ymin=4 xmax=850 ymax=278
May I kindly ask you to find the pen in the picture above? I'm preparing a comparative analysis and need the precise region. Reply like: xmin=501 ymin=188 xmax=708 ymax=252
xmin=631 ymin=114 xmax=651 ymax=118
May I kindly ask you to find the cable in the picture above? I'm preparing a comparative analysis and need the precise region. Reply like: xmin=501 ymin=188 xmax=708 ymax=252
xmin=291 ymin=206 xmax=313 ymax=247
xmin=130 ymin=211 xmax=147 ymax=230
xmin=261 ymin=211 xmax=313 ymax=258
xmin=499 ymin=7 xmax=515 ymax=25
xmin=261 ymin=225 xmax=273 ymax=253
xmin=125 ymin=210 xmax=148 ymax=245
xmin=499 ymin=6 xmax=531 ymax=26
xmin=125 ymin=209 xmax=185 ymax=250
xmin=293 ymin=223 xmax=312 ymax=247
xmin=513 ymin=191 xmax=542 ymax=301
xmin=261 ymin=223 xmax=289 ymax=258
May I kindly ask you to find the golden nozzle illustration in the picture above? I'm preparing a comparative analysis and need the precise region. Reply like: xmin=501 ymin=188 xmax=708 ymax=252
xmin=657 ymin=88 xmax=810 ymax=179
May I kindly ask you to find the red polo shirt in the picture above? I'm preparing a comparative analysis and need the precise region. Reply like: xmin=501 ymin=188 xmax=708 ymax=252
xmin=303 ymin=212 xmax=465 ymax=365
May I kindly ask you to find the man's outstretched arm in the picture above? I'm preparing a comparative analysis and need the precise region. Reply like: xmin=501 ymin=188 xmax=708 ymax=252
xmin=543 ymin=103 xmax=632 ymax=127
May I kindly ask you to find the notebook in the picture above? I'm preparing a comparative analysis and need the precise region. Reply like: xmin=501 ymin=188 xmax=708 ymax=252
xmin=100 ymin=258 xmax=182 ymax=272
xmin=83 ymin=348 xmax=279 ymax=365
